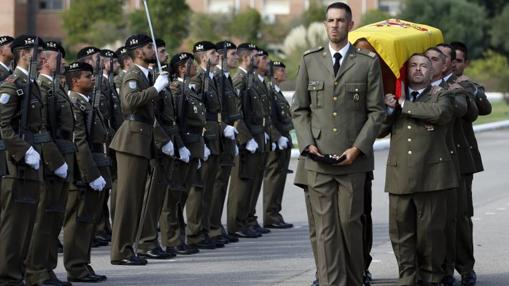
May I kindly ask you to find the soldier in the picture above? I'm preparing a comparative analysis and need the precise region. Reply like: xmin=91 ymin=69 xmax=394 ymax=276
xmin=262 ymin=60 xmax=294 ymax=229
xmin=186 ymin=41 xmax=224 ymax=249
xmin=114 ymin=46 xmax=132 ymax=90
xmin=382 ymin=53 xmax=456 ymax=286
xmin=226 ymin=43 xmax=266 ymax=239
xmin=25 ymin=41 xmax=74 ymax=286
xmin=159 ymin=52 xmax=204 ymax=255
xmin=0 ymin=35 xmax=66 ymax=285
xmin=63 ymin=61 xmax=110 ymax=283
xmin=292 ymin=2 xmax=385 ymax=285
xmin=450 ymin=41 xmax=491 ymax=286
xmin=0 ymin=36 xmax=14 ymax=80
xmin=109 ymin=34 xmax=170 ymax=266
xmin=209 ymin=40 xmax=241 ymax=244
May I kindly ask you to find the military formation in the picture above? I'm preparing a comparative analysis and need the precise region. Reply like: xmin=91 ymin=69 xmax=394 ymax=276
xmin=0 ymin=29 xmax=295 ymax=285
xmin=292 ymin=2 xmax=491 ymax=286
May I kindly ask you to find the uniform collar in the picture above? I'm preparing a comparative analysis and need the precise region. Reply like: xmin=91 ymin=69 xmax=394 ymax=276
xmin=257 ymin=73 xmax=264 ymax=83
xmin=16 ymin=66 xmax=29 ymax=77
xmin=329 ymin=42 xmax=350 ymax=65
xmin=408 ymin=87 xmax=426 ymax=100
xmin=443 ymin=72 xmax=453 ymax=83
xmin=238 ymin=66 xmax=248 ymax=74
xmin=135 ymin=64 xmax=150 ymax=81
xmin=75 ymin=91 xmax=89 ymax=102
xmin=431 ymin=78 xmax=443 ymax=87
xmin=274 ymin=84 xmax=281 ymax=93
xmin=0 ymin=61 xmax=10 ymax=72
xmin=40 ymin=73 xmax=53 ymax=82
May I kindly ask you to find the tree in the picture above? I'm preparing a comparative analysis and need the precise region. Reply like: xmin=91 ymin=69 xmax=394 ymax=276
xmin=400 ymin=0 xmax=487 ymax=58
xmin=466 ymin=50 xmax=509 ymax=93
xmin=229 ymin=8 xmax=262 ymax=43
xmin=129 ymin=0 xmax=191 ymax=52
xmin=360 ymin=9 xmax=391 ymax=26
xmin=62 ymin=0 xmax=125 ymax=47
xmin=301 ymin=1 xmax=325 ymax=28
xmin=467 ymin=0 xmax=507 ymax=18
xmin=490 ymin=4 xmax=509 ymax=56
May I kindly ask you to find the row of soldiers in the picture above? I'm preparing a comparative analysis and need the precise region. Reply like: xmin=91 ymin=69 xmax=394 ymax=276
xmin=0 ymin=33 xmax=294 ymax=285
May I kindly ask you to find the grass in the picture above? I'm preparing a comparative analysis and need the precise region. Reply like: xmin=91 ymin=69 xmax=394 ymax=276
xmin=474 ymin=100 xmax=509 ymax=125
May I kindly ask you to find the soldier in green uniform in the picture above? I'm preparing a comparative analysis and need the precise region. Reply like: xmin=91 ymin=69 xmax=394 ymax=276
xmin=185 ymin=41 xmax=224 ymax=249
xmin=0 ymin=35 xmax=13 ymax=216
xmin=451 ymin=41 xmax=491 ymax=286
xmin=159 ymin=52 xmax=204 ymax=255
xmin=262 ymin=61 xmax=294 ymax=229
xmin=209 ymin=40 xmax=241 ymax=244
xmin=63 ymin=61 xmax=110 ymax=283
xmin=113 ymin=46 xmax=132 ymax=93
xmin=109 ymin=34 xmax=170 ymax=266
xmin=292 ymin=3 xmax=385 ymax=285
xmin=226 ymin=43 xmax=265 ymax=238
xmin=25 ymin=41 xmax=74 ymax=286
xmin=382 ymin=53 xmax=456 ymax=286
xmin=0 ymin=35 xmax=66 ymax=286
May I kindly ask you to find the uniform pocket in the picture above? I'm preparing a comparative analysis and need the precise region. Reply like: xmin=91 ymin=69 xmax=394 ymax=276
xmin=346 ymin=83 xmax=367 ymax=110
xmin=308 ymin=81 xmax=324 ymax=108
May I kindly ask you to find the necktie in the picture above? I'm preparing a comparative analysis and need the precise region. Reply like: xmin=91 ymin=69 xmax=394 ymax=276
xmin=148 ymin=71 xmax=154 ymax=85
xmin=410 ymin=91 xmax=419 ymax=102
xmin=333 ymin=52 xmax=342 ymax=76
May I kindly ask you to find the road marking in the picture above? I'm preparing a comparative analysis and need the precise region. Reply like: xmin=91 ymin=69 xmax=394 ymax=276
xmin=497 ymin=207 xmax=506 ymax=211
xmin=485 ymin=211 xmax=496 ymax=215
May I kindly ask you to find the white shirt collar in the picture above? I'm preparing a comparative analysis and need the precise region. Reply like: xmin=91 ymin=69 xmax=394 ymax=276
xmin=201 ymin=67 xmax=214 ymax=79
xmin=76 ymin=91 xmax=89 ymax=102
xmin=274 ymin=84 xmax=281 ymax=93
xmin=408 ymin=87 xmax=426 ymax=99
xmin=41 ymin=73 xmax=53 ymax=81
xmin=238 ymin=66 xmax=248 ymax=74
xmin=103 ymin=73 xmax=109 ymax=79
xmin=443 ymin=72 xmax=453 ymax=83
xmin=16 ymin=66 xmax=29 ymax=77
xmin=0 ymin=61 xmax=10 ymax=71
xmin=431 ymin=79 xmax=443 ymax=87
xmin=329 ymin=42 xmax=351 ymax=66
xmin=257 ymin=74 xmax=264 ymax=82
xmin=135 ymin=64 xmax=150 ymax=80
xmin=216 ymin=65 xmax=229 ymax=78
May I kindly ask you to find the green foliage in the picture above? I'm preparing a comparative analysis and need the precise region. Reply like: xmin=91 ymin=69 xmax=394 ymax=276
xmin=301 ymin=1 xmax=325 ymax=27
xmin=188 ymin=13 xmax=232 ymax=45
xmin=400 ymin=0 xmax=487 ymax=58
xmin=490 ymin=5 xmax=509 ymax=56
xmin=465 ymin=50 xmax=509 ymax=93
xmin=128 ymin=0 xmax=191 ymax=52
xmin=467 ymin=0 xmax=507 ymax=17
xmin=62 ymin=0 xmax=125 ymax=47
xmin=229 ymin=8 xmax=262 ymax=42
xmin=360 ymin=9 xmax=391 ymax=26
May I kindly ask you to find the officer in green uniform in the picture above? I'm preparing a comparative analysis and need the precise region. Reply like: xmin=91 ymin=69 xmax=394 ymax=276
xmin=25 ymin=41 xmax=74 ymax=286
xmin=262 ymin=61 xmax=294 ymax=229
xmin=159 ymin=52 xmax=204 ymax=255
xmin=382 ymin=53 xmax=457 ymax=286
xmin=451 ymin=41 xmax=491 ymax=286
xmin=0 ymin=35 xmax=65 ymax=286
xmin=186 ymin=41 xmax=224 ymax=249
xmin=63 ymin=61 xmax=110 ymax=283
xmin=227 ymin=43 xmax=267 ymax=238
xmin=292 ymin=3 xmax=385 ymax=285
xmin=110 ymin=34 xmax=170 ymax=266
xmin=113 ymin=46 xmax=132 ymax=91
xmin=209 ymin=40 xmax=241 ymax=244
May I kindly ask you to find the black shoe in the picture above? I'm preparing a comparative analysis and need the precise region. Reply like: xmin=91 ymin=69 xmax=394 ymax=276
xmin=264 ymin=221 xmax=294 ymax=229
xmin=251 ymin=224 xmax=270 ymax=234
xmin=232 ymin=228 xmax=260 ymax=238
xmin=211 ymin=237 xmax=225 ymax=248
xmin=111 ymin=255 xmax=147 ymax=266
xmin=67 ymin=273 xmax=107 ymax=283
xmin=362 ymin=270 xmax=372 ymax=286
xmin=442 ymin=275 xmax=456 ymax=286
xmin=165 ymin=247 xmax=177 ymax=257
xmin=138 ymin=246 xmax=172 ymax=259
xmin=91 ymin=238 xmax=108 ymax=248
xmin=33 ymin=277 xmax=70 ymax=285
xmin=189 ymin=237 xmax=216 ymax=249
xmin=462 ymin=271 xmax=477 ymax=286
xmin=225 ymin=233 xmax=239 ymax=243
xmin=175 ymin=243 xmax=200 ymax=255
xmin=310 ymin=278 xmax=319 ymax=286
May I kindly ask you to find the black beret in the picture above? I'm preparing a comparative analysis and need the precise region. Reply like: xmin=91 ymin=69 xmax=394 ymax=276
xmin=65 ymin=61 xmax=93 ymax=74
xmin=216 ymin=40 xmax=236 ymax=51
xmin=10 ymin=34 xmax=44 ymax=52
xmin=271 ymin=61 xmax=286 ymax=68
xmin=0 ymin=36 xmax=14 ymax=47
xmin=170 ymin=52 xmax=194 ymax=67
xmin=77 ymin=46 xmax=100 ymax=59
xmin=256 ymin=49 xmax=268 ymax=57
xmin=125 ymin=34 xmax=152 ymax=50
xmin=237 ymin=43 xmax=257 ymax=51
xmin=116 ymin=46 xmax=127 ymax=56
xmin=155 ymin=38 xmax=166 ymax=48
xmin=43 ymin=41 xmax=65 ymax=58
xmin=193 ymin=41 xmax=216 ymax=53
xmin=101 ymin=49 xmax=117 ymax=58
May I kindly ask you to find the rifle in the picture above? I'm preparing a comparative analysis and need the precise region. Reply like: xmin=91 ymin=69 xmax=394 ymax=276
xmin=47 ymin=50 xmax=62 ymax=138
xmin=179 ymin=59 xmax=193 ymax=125
xmin=107 ymin=57 xmax=119 ymax=129
xmin=19 ymin=37 xmax=40 ymax=143
xmin=202 ymin=59 xmax=211 ymax=105
xmin=86 ymin=53 xmax=102 ymax=140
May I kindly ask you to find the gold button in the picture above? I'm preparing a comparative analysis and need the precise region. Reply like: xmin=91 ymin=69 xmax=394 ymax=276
xmin=408 ymin=150 xmax=412 ymax=155
xmin=407 ymin=125 xmax=412 ymax=129
xmin=333 ymin=97 xmax=338 ymax=101
xmin=408 ymin=110 xmax=412 ymax=113
xmin=439 ymin=157 xmax=443 ymax=161
xmin=332 ymin=112 xmax=337 ymax=117
xmin=355 ymin=88 xmax=359 ymax=92
xmin=408 ymin=138 xmax=412 ymax=142
xmin=332 ymin=128 xmax=337 ymax=132
xmin=450 ymin=150 xmax=454 ymax=154
xmin=334 ymin=82 xmax=338 ymax=86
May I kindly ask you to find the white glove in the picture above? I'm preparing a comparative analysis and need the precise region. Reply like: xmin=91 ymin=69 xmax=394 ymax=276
xmin=153 ymin=72 xmax=169 ymax=93
xmin=271 ymin=142 xmax=277 ymax=151
xmin=24 ymin=146 xmax=41 ymax=170
xmin=223 ymin=125 xmax=238 ymax=140
xmin=89 ymin=176 xmax=106 ymax=192
xmin=234 ymin=145 xmax=239 ymax=156
xmin=54 ymin=162 xmax=68 ymax=179
xmin=178 ymin=147 xmax=191 ymax=163
xmin=161 ymin=140 xmax=175 ymax=156
xmin=277 ymin=136 xmax=289 ymax=150
xmin=264 ymin=132 xmax=270 ymax=144
xmin=203 ymin=145 xmax=211 ymax=161
xmin=245 ymin=138 xmax=258 ymax=154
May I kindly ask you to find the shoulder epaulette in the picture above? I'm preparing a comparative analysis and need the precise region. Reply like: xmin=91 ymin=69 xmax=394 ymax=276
xmin=356 ymin=48 xmax=377 ymax=58
xmin=3 ymin=74 xmax=17 ymax=84
xmin=303 ymin=46 xmax=323 ymax=56
xmin=430 ymin=85 xmax=444 ymax=96
xmin=455 ymin=75 xmax=471 ymax=83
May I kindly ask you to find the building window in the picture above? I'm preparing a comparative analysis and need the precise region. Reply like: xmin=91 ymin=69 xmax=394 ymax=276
xmin=208 ymin=0 xmax=235 ymax=13
xmin=39 ymin=0 xmax=64 ymax=10
xmin=264 ymin=0 xmax=290 ymax=15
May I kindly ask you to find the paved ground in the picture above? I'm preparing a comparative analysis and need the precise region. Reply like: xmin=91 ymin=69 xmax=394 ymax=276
xmin=54 ymin=129 xmax=509 ymax=285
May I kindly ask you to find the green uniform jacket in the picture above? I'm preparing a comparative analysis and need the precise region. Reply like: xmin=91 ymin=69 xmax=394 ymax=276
xmin=292 ymin=45 xmax=385 ymax=175
xmin=0 ymin=64 xmax=11 ymax=82
xmin=100 ymin=75 xmax=123 ymax=132
xmin=0 ymin=63 xmax=11 ymax=176
xmin=383 ymin=86 xmax=457 ymax=194
xmin=270 ymin=85 xmax=293 ymax=145
xmin=109 ymin=65 xmax=159 ymax=159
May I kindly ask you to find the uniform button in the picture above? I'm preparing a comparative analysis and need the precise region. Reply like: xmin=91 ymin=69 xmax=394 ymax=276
xmin=355 ymin=88 xmax=359 ymax=92
xmin=407 ymin=125 xmax=412 ymax=129
xmin=439 ymin=157 xmax=443 ymax=161
xmin=408 ymin=138 xmax=412 ymax=142
xmin=334 ymin=82 xmax=338 ymax=86
xmin=457 ymin=144 xmax=460 ymax=147
xmin=332 ymin=112 xmax=337 ymax=117
xmin=332 ymin=128 xmax=337 ymax=132
xmin=408 ymin=110 xmax=412 ymax=114
xmin=140 ymin=128 xmax=143 ymax=132
xmin=333 ymin=97 xmax=338 ymax=101
xmin=450 ymin=150 xmax=454 ymax=154
xmin=408 ymin=150 xmax=412 ymax=155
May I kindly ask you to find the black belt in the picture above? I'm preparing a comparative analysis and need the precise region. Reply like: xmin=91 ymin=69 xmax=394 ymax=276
xmin=225 ymin=113 xmax=242 ymax=123
xmin=33 ymin=132 xmax=52 ymax=144
xmin=164 ymin=125 xmax=178 ymax=135
xmin=183 ymin=133 xmax=202 ymax=144
xmin=126 ymin=114 xmax=154 ymax=125
xmin=55 ymin=139 xmax=76 ymax=154
xmin=55 ymin=129 xmax=73 ymax=141
xmin=206 ymin=112 xmax=221 ymax=123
